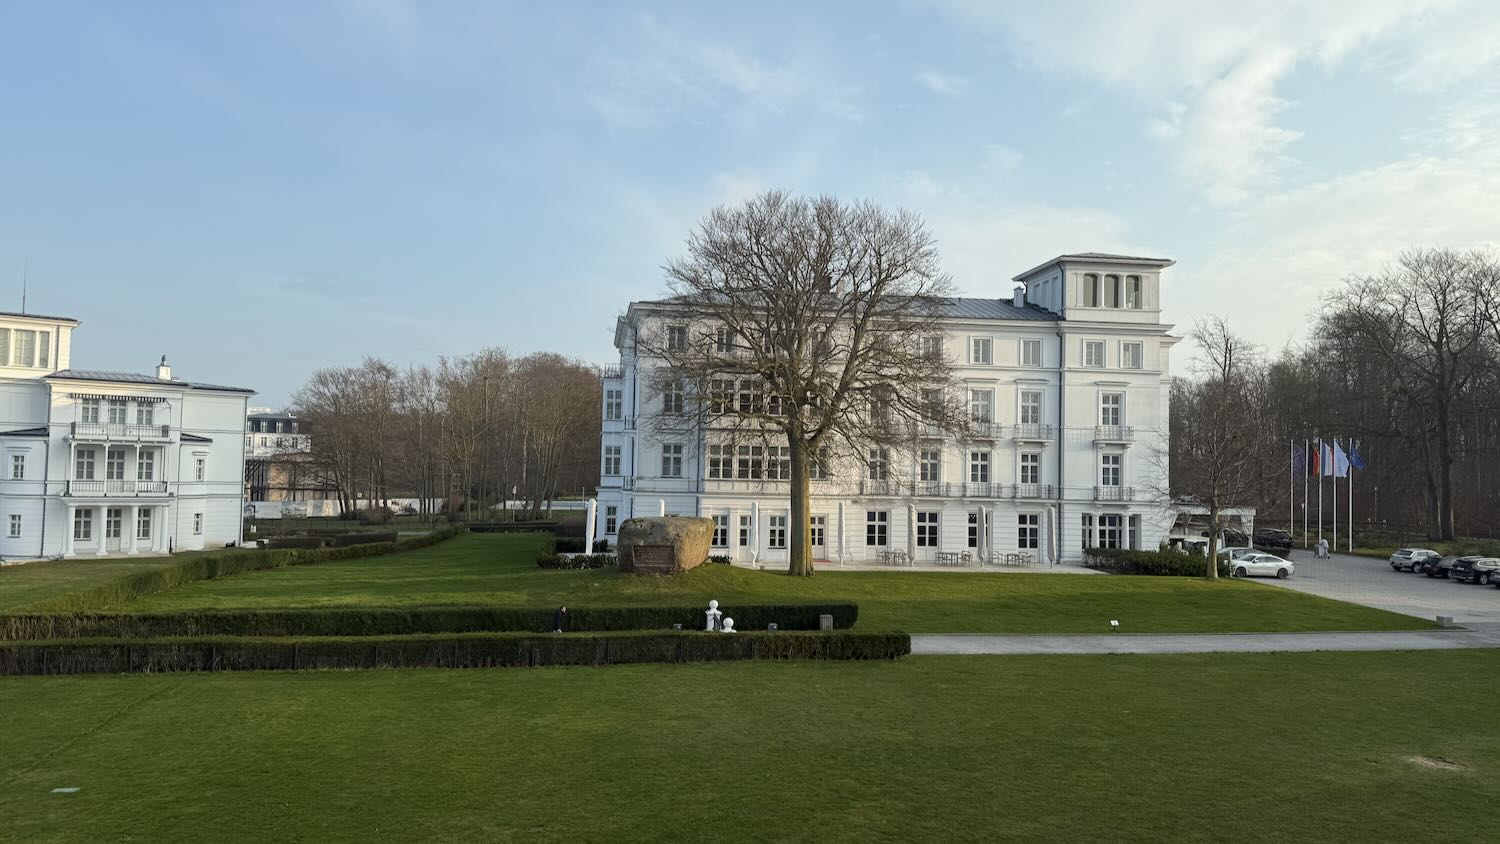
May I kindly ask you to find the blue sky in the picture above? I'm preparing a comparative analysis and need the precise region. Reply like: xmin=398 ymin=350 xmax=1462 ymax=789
xmin=4 ymin=1 xmax=1499 ymax=405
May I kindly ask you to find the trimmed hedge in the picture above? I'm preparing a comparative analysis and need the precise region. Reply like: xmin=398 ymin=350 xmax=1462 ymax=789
xmin=536 ymin=552 xmax=618 ymax=570
xmin=0 ymin=630 xmax=910 ymax=675
xmin=28 ymin=526 xmax=464 ymax=613
xmin=264 ymin=535 xmax=325 ymax=550
xmin=1084 ymin=547 xmax=1231 ymax=577
xmin=0 ymin=602 xmax=860 ymax=641
xmin=328 ymin=531 xmax=398 ymax=547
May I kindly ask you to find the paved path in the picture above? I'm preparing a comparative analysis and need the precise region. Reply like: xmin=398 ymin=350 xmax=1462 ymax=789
xmin=912 ymin=623 xmax=1500 ymax=655
xmin=1257 ymin=550 xmax=1500 ymax=624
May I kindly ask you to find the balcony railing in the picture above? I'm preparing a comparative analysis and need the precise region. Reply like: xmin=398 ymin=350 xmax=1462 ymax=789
xmin=858 ymin=479 xmax=901 ymax=497
xmin=911 ymin=481 xmax=952 ymax=497
xmin=600 ymin=364 xmax=624 ymax=379
xmin=1094 ymin=425 xmax=1136 ymax=443
xmin=66 ymin=479 xmax=170 ymax=497
xmin=1095 ymin=486 xmax=1135 ymax=502
xmin=962 ymin=481 xmax=1006 ymax=499
xmin=1012 ymin=423 xmax=1054 ymax=441
xmin=71 ymin=422 xmax=171 ymax=442
xmin=968 ymin=420 xmax=1002 ymax=439
xmin=622 ymin=416 xmax=636 ymax=431
xmin=1013 ymin=483 xmax=1056 ymax=499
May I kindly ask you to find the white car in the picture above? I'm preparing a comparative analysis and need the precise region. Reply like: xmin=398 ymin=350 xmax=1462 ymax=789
xmin=1216 ymin=546 xmax=1256 ymax=561
xmin=1231 ymin=553 xmax=1294 ymax=579
xmin=1388 ymin=548 xmax=1439 ymax=572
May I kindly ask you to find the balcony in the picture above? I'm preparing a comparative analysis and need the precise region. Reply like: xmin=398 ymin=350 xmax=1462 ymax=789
xmin=622 ymin=416 xmax=637 ymax=431
xmin=66 ymin=479 xmax=170 ymax=497
xmin=601 ymin=364 xmax=624 ymax=379
xmin=1095 ymin=486 xmax=1136 ymax=502
xmin=1012 ymin=423 xmax=1054 ymax=441
xmin=1094 ymin=425 xmax=1136 ymax=444
xmin=968 ymin=420 xmax=1002 ymax=440
xmin=962 ymin=481 xmax=1006 ymax=499
xmin=911 ymin=481 xmax=953 ymax=497
xmin=858 ymin=479 xmax=902 ymax=497
xmin=1013 ymin=483 xmax=1056 ymax=499
xmin=71 ymin=422 xmax=172 ymax=443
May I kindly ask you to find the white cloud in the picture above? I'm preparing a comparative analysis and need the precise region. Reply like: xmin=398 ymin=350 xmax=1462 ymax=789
xmin=915 ymin=68 xmax=972 ymax=97
xmin=982 ymin=145 xmax=1022 ymax=179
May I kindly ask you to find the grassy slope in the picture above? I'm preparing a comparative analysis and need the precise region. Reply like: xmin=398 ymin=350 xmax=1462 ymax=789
xmin=1 ymin=652 xmax=1497 ymax=843
xmin=0 ymin=557 xmax=184 ymax=612
xmin=120 ymin=533 xmax=1431 ymax=633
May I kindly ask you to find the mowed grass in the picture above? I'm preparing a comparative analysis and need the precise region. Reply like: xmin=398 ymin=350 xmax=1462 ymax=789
xmin=120 ymin=534 xmax=1432 ymax=633
xmin=2 ymin=651 xmax=1497 ymax=843
xmin=0 ymin=557 xmax=184 ymax=612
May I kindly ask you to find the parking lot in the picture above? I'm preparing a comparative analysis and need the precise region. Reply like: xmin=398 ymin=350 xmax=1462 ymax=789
xmin=1259 ymin=550 xmax=1500 ymax=624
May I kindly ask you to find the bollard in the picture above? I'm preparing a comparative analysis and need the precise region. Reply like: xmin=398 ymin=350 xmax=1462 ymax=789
xmin=819 ymin=614 xmax=834 ymax=631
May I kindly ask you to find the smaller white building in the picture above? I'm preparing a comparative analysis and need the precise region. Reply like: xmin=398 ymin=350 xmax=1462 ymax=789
xmin=0 ymin=311 xmax=254 ymax=560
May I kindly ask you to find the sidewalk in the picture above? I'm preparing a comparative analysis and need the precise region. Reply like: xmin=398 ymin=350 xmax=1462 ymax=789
xmin=912 ymin=622 xmax=1500 ymax=655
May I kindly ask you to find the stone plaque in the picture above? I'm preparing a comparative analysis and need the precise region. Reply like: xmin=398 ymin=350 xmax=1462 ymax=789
xmin=632 ymin=545 xmax=677 ymax=572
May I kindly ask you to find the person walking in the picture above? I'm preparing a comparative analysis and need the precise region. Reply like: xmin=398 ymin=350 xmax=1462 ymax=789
xmin=1316 ymin=537 xmax=1329 ymax=559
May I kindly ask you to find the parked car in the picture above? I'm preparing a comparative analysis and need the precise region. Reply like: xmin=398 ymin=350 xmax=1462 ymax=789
xmin=1389 ymin=548 xmax=1440 ymax=572
xmin=1420 ymin=555 xmax=1473 ymax=578
xmin=1216 ymin=546 xmax=1256 ymax=561
xmin=1449 ymin=557 xmax=1500 ymax=585
xmin=1231 ymin=553 xmax=1295 ymax=579
xmin=1254 ymin=528 xmax=1294 ymax=551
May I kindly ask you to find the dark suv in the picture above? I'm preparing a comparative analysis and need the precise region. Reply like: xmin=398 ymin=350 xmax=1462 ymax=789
xmin=1421 ymin=555 xmax=1476 ymax=578
xmin=1253 ymin=528 xmax=1294 ymax=552
xmin=1449 ymin=557 xmax=1500 ymax=585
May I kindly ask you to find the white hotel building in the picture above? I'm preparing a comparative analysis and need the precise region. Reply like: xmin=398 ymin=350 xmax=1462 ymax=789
xmin=0 ymin=311 xmax=254 ymax=560
xmin=597 ymin=253 xmax=1180 ymax=566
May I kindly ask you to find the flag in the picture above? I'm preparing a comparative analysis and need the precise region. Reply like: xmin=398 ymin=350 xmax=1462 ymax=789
xmin=1349 ymin=441 xmax=1366 ymax=471
xmin=1309 ymin=441 xmax=1321 ymax=477
xmin=1320 ymin=440 xmax=1335 ymax=477
xmin=1333 ymin=441 xmax=1351 ymax=478
xmin=1292 ymin=445 xmax=1307 ymax=476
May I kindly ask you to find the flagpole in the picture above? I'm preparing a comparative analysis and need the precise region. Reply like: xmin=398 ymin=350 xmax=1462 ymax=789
xmin=1332 ymin=437 xmax=1339 ymax=552
xmin=1303 ymin=437 xmax=1310 ymax=548
xmin=1317 ymin=438 xmax=1323 ymax=542
xmin=1289 ymin=440 xmax=1294 ymax=544
xmin=1349 ymin=439 xmax=1355 ymax=553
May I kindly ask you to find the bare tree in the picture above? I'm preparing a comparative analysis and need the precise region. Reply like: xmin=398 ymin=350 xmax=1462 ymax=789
xmin=640 ymin=191 xmax=962 ymax=576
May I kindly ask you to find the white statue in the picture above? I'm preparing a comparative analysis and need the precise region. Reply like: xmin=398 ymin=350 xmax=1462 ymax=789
xmin=721 ymin=618 xmax=736 ymax=633
xmin=705 ymin=599 xmax=722 ymax=632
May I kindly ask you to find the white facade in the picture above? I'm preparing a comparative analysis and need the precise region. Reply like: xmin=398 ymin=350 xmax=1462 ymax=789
xmin=596 ymin=253 xmax=1181 ymax=566
xmin=0 ymin=311 xmax=254 ymax=560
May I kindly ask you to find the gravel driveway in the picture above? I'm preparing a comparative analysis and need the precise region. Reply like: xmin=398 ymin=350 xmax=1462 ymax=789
xmin=1256 ymin=551 xmax=1500 ymax=624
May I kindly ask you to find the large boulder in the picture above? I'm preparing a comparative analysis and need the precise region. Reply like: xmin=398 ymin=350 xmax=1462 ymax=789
xmin=617 ymin=517 xmax=715 ymax=574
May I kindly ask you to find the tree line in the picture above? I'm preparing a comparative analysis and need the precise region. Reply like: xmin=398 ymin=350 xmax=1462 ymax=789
xmin=291 ymin=351 xmax=602 ymax=520
xmin=1171 ymin=248 xmax=1500 ymax=542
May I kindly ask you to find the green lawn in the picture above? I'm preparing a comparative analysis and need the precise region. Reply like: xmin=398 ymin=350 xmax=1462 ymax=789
xmin=2 ymin=651 xmax=1496 ymax=842
xmin=0 ymin=557 xmax=183 ymax=613
xmin=119 ymin=534 xmax=1432 ymax=634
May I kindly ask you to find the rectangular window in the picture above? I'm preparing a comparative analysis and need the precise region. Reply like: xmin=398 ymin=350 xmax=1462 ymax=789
xmin=1021 ymin=338 xmax=1042 ymax=367
xmin=739 ymin=515 xmax=751 ymax=547
xmin=1020 ymin=391 xmax=1042 ymax=425
xmin=1018 ymin=514 xmax=1039 ymax=549
xmin=106 ymin=508 xmax=122 ymax=539
xmin=137 ymin=508 xmax=152 ymax=541
xmin=865 ymin=511 xmax=889 ymax=546
xmin=970 ymin=337 xmax=993 ymax=365
xmin=666 ymin=325 xmax=688 ymax=352
xmin=919 ymin=449 xmax=941 ymax=482
xmin=1083 ymin=274 xmax=1100 ymax=307
xmin=1122 ymin=342 xmax=1144 ymax=370
xmin=75 ymin=448 xmax=96 ymax=480
xmin=1104 ymin=274 xmax=1121 ymax=308
xmin=194 ymin=513 xmax=203 ymax=535
xmin=7 ymin=514 xmax=19 ymax=538
xmin=715 ymin=326 xmax=736 ymax=354
xmin=809 ymin=446 xmax=831 ymax=480
xmin=1081 ymin=513 xmax=1094 ymax=549
xmin=736 ymin=378 xmax=763 ymax=415
xmin=605 ymin=506 xmax=618 ymax=534
xmin=736 ymin=444 xmax=764 ymax=479
xmin=969 ymin=389 xmax=993 ymax=422
xmin=1019 ymin=452 xmax=1040 ymax=485
xmin=1129 ymin=515 xmax=1140 ymax=550
xmin=80 ymin=398 xmax=99 ymax=424
xmin=712 ymin=515 xmax=729 ymax=548
xmin=74 ymin=509 xmax=93 ymax=541
xmin=662 ymin=381 xmax=685 ymax=415
xmin=769 ymin=446 xmax=791 ymax=481
xmin=921 ymin=387 xmax=943 ymax=423
xmin=38 ymin=332 xmax=50 ymax=368
xmin=1098 ymin=514 xmax=1122 ymax=549
xmin=13 ymin=330 xmax=36 ymax=367
xmin=921 ymin=335 xmax=944 ymax=361
xmin=661 ymin=444 xmax=683 ymax=478
xmin=604 ymin=389 xmax=623 ymax=420
xmin=136 ymin=404 xmax=154 ymax=426
xmin=706 ymin=444 xmax=730 ymax=479
xmin=916 ymin=511 xmax=939 ymax=547
xmin=967 ymin=512 xmax=979 ymax=548
xmin=0 ymin=328 xmax=8 ymax=364
xmin=1084 ymin=340 xmax=1105 ymax=368
xmin=969 ymin=451 xmax=990 ymax=483
xmin=1101 ymin=453 xmax=1122 ymax=486
xmin=1125 ymin=275 xmax=1142 ymax=309
xmin=106 ymin=448 xmax=126 ymax=481
xmin=768 ymin=515 xmax=787 ymax=549
xmin=866 ymin=448 xmax=889 ymax=481
xmin=137 ymin=450 xmax=155 ymax=481
xmin=1101 ymin=393 xmax=1123 ymax=427
xmin=9 ymin=454 xmax=22 ymax=480
xmin=603 ymin=445 xmax=622 ymax=476
xmin=194 ymin=457 xmax=206 ymax=482
xmin=108 ymin=400 xmax=127 ymax=425
xmin=708 ymin=378 xmax=734 ymax=414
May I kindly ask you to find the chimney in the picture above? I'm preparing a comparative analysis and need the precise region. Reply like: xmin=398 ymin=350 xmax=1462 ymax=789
xmin=1012 ymin=285 xmax=1026 ymax=308
xmin=156 ymin=355 xmax=172 ymax=380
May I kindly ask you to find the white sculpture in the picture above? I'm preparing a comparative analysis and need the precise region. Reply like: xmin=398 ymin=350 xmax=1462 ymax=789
xmin=705 ymin=600 xmax=722 ymax=631
xmin=721 ymin=618 xmax=736 ymax=633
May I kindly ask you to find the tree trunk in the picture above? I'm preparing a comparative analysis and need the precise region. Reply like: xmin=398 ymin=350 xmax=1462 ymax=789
xmin=787 ymin=440 xmax=814 ymax=577
xmin=1204 ymin=501 xmax=1220 ymax=580
xmin=1436 ymin=400 xmax=1458 ymax=540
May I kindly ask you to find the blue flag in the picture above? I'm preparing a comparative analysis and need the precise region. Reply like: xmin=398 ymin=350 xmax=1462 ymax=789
xmin=1349 ymin=441 xmax=1366 ymax=471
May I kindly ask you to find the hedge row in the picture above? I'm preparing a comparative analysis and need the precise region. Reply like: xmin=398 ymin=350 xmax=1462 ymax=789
xmin=29 ymin=526 xmax=464 ymax=613
xmin=0 ymin=630 xmax=910 ymax=675
xmin=0 ymin=602 xmax=860 ymax=641
xmin=1083 ymin=547 xmax=1231 ymax=577
xmin=536 ymin=552 xmax=618 ymax=570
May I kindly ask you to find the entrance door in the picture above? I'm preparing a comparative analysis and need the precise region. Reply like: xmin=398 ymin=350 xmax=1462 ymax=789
xmin=105 ymin=507 xmax=124 ymax=553
xmin=810 ymin=515 xmax=827 ymax=560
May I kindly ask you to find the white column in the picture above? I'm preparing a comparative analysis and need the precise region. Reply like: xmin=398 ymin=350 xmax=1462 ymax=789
xmin=94 ymin=506 xmax=108 ymax=556
xmin=977 ymin=505 xmax=988 ymax=563
xmin=126 ymin=504 xmax=139 ymax=555
xmin=749 ymin=502 xmax=760 ymax=565
xmin=62 ymin=505 xmax=76 ymax=557
xmin=583 ymin=499 xmax=598 ymax=553
xmin=836 ymin=501 xmax=846 ymax=565
xmin=657 ymin=499 xmax=666 ymax=517
xmin=906 ymin=504 xmax=916 ymax=564
xmin=157 ymin=506 xmax=169 ymax=553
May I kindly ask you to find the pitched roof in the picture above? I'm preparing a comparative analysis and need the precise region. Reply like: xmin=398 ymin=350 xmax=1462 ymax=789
xmin=0 ymin=310 xmax=79 ymax=325
xmin=45 ymin=369 xmax=255 ymax=394
xmin=943 ymin=297 xmax=1056 ymax=321
xmin=0 ymin=426 xmax=48 ymax=437
xmin=181 ymin=432 xmax=214 ymax=443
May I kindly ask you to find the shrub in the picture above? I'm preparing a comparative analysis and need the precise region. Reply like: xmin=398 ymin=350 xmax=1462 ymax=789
xmin=0 ymin=630 xmax=910 ymax=675
xmin=359 ymin=506 xmax=394 ymax=525
xmin=28 ymin=526 xmax=464 ymax=613
xmin=0 ymin=602 xmax=860 ymax=641
xmin=707 ymin=555 xmax=732 ymax=565
xmin=592 ymin=539 xmax=611 ymax=552
xmin=327 ymin=531 xmax=398 ymax=547
xmin=1084 ymin=547 xmax=1231 ymax=577
xmin=553 ymin=538 xmax=587 ymax=553
xmin=264 ymin=536 xmax=326 ymax=550
xmin=536 ymin=552 xmax=617 ymax=570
